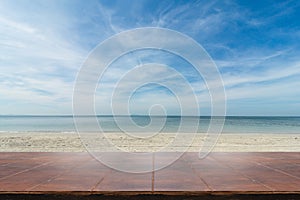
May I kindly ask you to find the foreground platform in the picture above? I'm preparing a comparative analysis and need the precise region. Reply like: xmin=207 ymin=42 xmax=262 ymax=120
xmin=0 ymin=152 xmax=299 ymax=199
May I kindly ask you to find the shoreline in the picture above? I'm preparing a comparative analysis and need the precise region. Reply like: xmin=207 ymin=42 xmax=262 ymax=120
xmin=0 ymin=132 xmax=299 ymax=152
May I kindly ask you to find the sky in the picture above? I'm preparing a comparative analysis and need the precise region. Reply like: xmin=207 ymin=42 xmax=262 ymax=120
xmin=0 ymin=0 xmax=300 ymax=116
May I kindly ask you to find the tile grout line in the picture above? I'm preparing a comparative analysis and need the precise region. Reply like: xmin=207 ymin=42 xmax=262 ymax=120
xmin=0 ymin=161 xmax=53 ymax=181
xmin=152 ymin=153 xmax=154 ymax=193
xmin=182 ymin=155 xmax=213 ymax=191
xmin=247 ymin=159 xmax=300 ymax=180
xmin=91 ymin=168 xmax=113 ymax=192
xmin=210 ymin=154 xmax=275 ymax=191
xmin=91 ymin=177 xmax=105 ymax=192
xmin=0 ymin=155 xmax=52 ymax=169
xmin=0 ymin=158 xmax=31 ymax=167
xmin=0 ymin=163 xmax=14 ymax=167
xmin=230 ymin=154 xmax=300 ymax=180
xmin=26 ymin=156 xmax=92 ymax=191
xmin=246 ymin=153 xmax=300 ymax=177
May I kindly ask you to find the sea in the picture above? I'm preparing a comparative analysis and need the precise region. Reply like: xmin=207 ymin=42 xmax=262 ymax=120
xmin=0 ymin=116 xmax=299 ymax=134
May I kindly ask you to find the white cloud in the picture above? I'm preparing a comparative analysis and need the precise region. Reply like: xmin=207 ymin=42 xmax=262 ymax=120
xmin=0 ymin=0 xmax=299 ymax=116
xmin=0 ymin=16 xmax=36 ymax=33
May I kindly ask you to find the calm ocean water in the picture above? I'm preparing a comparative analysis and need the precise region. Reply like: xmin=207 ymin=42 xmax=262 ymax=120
xmin=0 ymin=116 xmax=299 ymax=134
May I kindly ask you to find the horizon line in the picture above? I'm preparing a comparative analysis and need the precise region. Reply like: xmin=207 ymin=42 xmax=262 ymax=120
xmin=0 ymin=115 xmax=299 ymax=117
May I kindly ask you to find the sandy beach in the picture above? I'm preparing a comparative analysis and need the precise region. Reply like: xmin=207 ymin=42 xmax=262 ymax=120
xmin=0 ymin=132 xmax=299 ymax=152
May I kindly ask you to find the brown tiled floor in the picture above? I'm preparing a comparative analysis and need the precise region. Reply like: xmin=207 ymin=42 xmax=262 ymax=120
xmin=0 ymin=152 xmax=299 ymax=195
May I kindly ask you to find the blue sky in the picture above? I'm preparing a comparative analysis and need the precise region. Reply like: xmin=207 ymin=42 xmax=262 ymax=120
xmin=0 ymin=0 xmax=300 ymax=116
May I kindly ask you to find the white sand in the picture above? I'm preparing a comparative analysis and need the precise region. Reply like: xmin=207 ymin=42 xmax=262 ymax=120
xmin=0 ymin=132 xmax=299 ymax=152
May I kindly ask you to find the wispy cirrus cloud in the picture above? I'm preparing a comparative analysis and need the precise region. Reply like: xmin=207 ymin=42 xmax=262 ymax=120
xmin=0 ymin=0 xmax=300 ymax=115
